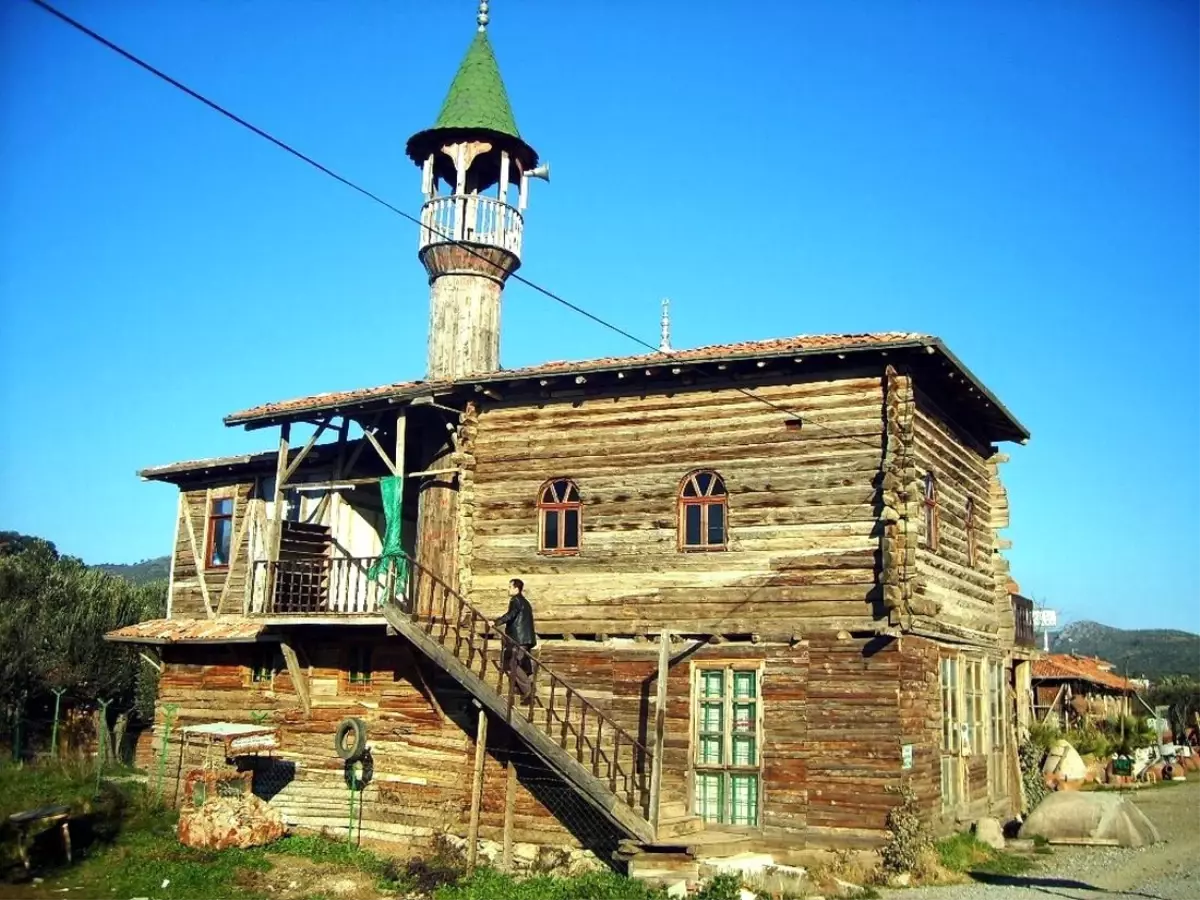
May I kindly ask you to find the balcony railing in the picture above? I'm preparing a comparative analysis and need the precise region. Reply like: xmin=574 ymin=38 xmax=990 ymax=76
xmin=418 ymin=194 xmax=523 ymax=259
xmin=1013 ymin=594 xmax=1035 ymax=648
xmin=248 ymin=556 xmax=398 ymax=616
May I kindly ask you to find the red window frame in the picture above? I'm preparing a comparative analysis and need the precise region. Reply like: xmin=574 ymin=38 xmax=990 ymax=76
xmin=206 ymin=497 xmax=234 ymax=570
xmin=538 ymin=479 xmax=581 ymax=555
xmin=679 ymin=470 xmax=728 ymax=552
xmin=923 ymin=473 xmax=939 ymax=551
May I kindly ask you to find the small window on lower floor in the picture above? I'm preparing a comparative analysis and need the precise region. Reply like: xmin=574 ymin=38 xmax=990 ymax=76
xmin=348 ymin=645 xmax=372 ymax=686
xmin=250 ymin=646 xmax=280 ymax=685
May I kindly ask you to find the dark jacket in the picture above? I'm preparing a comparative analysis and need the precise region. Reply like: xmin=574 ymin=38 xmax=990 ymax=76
xmin=495 ymin=593 xmax=536 ymax=647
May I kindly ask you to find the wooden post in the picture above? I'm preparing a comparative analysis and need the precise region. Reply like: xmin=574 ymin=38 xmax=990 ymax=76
xmin=502 ymin=741 xmax=516 ymax=872
xmin=270 ymin=423 xmax=292 ymax=563
xmin=498 ymin=151 xmax=510 ymax=202
xmin=467 ymin=704 xmax=488 ymax=873
xmin=649 ymin=631 xmax=670 ymax=831
xmin=394 ymin=412 xmax=407 ymax=479
xmin=280 ymin=641 xmax=311 ymax=719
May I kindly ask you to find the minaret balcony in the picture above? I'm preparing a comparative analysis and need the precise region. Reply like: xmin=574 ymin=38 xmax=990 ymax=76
xmin=419 ymin=194 xmax=524 ymax=261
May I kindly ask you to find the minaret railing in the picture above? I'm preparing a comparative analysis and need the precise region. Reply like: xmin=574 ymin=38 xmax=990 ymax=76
xmin=419 ymin=194 xmax=524 ymax=259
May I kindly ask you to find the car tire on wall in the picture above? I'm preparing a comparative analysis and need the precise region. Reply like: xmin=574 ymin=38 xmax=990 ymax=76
xmin=334 ymin=717 xmax=368 ymax=762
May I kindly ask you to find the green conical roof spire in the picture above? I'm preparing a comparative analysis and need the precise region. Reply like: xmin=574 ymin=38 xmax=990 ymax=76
xmin=405 ymin=2 xmax=538 ymax=169
xmin=432 ymin=29 xmax=521 ymax=138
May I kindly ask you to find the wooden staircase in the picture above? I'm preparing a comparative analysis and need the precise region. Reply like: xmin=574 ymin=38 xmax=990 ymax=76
xmin=378 ymin=553 xmax=693 ymax=845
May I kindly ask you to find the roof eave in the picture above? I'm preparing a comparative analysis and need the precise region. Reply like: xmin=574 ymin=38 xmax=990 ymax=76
xmin=926 ymin=338 xmax=1030 ymax=444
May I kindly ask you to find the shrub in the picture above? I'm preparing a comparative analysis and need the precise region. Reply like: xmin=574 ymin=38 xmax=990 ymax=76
xmin=1027 ymin=722 xmax=1059 ymax=751
xmin=1019 ymin=739 xmax=1050 ymax=811
xmin=880 ymin=783 xmax=931 ymax=874
xmin=695 ymin=873 xmax=742 ymax=900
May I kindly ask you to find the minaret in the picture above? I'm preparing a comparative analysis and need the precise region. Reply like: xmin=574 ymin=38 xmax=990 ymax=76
xmin=406 ymin=1 xmax=545 ymax=381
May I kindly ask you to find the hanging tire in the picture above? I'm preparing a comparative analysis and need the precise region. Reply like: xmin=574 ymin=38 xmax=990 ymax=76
xmin=334 ymin=717 xmax=368 ymax=762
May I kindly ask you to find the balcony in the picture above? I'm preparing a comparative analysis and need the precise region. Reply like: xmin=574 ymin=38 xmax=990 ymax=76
xmin=1013 ymin=594 xmax=1035 ymax=648
xmin=418 ymin=194 xmax=523 ymax=260
xmin=248 ymin=557 xmax=400 ymax=617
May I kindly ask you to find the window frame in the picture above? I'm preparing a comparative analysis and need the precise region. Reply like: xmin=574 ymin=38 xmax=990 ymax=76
xmin=248 ymin=645 xmax=281 ymax=689
xmin=537 ymin=478 xmax=582 ymax=556
xmin=205 ymin=495 xmax=235 ymax=571
xmin=691 ymin=662 xmax=764 ymax=827
xmin=922 ymin=472 xmax=939 ymax=551
xmin=939 ymin=655 xmax=963 ymax=811
xmin=345 ymin=644 xmax=373 ymax=690
xmin=678 ymin=470 xmax=729 ymax=552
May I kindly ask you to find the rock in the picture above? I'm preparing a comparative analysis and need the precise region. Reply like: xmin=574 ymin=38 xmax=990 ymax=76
xmin=974 ymin=817 xmax=1006 ymax=850
xmin=738 ymin=889 xmax=757 ymax=900
xmin=1006 ymin=838 xmax=1035 ymax=852
xmin=177 ymin=794 xmax=286 ymax=850
xmin=665 ymin=881 xmax=687 ymax=899
xmin=834 ymin=877 xmax=865 ymax=895
xmin=1020 ymin=791 xmax=1160 ymax=848
xmin=888 ymin=872 xmax=912 ymax=887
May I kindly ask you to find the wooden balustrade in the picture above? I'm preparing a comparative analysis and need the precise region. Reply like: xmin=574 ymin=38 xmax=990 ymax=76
xmin=418 ymin=194 xmax=524 ymax=258
xmin=397 ymin=553 xmax=652 ymax=814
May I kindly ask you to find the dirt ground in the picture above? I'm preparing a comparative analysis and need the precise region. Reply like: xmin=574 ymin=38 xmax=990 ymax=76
xmin=881 ymin=780 xmax=1200 ymax=900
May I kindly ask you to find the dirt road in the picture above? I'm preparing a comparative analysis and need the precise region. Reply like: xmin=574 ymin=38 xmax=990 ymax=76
xmin=882 ymin=780 xmax=1200 ymax=900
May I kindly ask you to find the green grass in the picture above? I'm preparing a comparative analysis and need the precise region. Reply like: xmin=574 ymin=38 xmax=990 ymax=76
xmin=935 ymin=832 xmax=1035 ymax=878
xmin=433 ymin=868 xmax=668 ymax=900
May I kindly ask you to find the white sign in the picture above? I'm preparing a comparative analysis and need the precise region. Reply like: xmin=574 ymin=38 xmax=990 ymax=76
xmin=902 ymin=744 xmax=914 ymax=770
xmin=1032 ymin=609 xmax=1058 ymax=629
xmin=228 ymin=733 xmax=280 ymax=754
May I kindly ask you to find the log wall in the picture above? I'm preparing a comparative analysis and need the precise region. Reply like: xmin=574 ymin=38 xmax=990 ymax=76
xmin=909 ymin=388 xmax=1008 ymax=643
xmin=464 ymin=375 xmax=888 ymax=635
xmin=170 ymin=483 xmax=256 ymax=619
xmin=143 ymin=634 xmax=944 ymax=856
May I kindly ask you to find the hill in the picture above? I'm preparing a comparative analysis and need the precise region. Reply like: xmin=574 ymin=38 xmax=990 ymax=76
xmin=95 ymin=555 xmax=171 ymax=585
xmin=1050 ymin=621 xmax=1200 ymax=682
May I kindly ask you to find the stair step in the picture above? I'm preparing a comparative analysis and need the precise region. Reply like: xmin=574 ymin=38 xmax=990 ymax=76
xmin=656 ymin=815 xmax=705 ymax=839
xmin=658 ymin=800 xmax=689 ymax=819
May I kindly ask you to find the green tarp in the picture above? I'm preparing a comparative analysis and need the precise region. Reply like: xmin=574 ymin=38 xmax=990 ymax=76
xmin=368 ymin=476 xmax=408 ymax=596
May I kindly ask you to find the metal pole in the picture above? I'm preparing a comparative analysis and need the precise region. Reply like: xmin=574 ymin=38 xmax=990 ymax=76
xmin=50 ymin=689 xmax=66 ymax=760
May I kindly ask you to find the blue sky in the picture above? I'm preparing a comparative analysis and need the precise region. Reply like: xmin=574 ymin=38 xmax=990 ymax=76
xmin=1 ymin=2 xmax=1196 ymax=632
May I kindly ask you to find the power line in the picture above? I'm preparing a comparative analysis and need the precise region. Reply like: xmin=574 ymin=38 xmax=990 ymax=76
xmin=26 ymin=0 xmax=880 ymax=451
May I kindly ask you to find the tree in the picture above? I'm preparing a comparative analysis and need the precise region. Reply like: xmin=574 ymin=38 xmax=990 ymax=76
xmin=0 ymin=533 xmax=166 ymax=747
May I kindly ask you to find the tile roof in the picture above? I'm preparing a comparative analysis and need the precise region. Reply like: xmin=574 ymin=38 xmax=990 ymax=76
xmin=224 ymin=331 xmax=929 ymax=426
xmin=1032 ymin=654 xmax=1135 ymax=692
xmin=433 ymin=31 xmax=520 ymax=138
xmin=105 ymin=617 xmax=270 ymax=644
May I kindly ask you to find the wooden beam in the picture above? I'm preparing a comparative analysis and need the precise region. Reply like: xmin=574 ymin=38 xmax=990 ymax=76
xmin=181 ymin=498 xmax=214 ymax=619
xmin=279 ymin=641 xmax=311 ymax=718
xmin=282 ymin=420 xmax=330 ymax=485
xmin=215 ymin=493 xmax=254 ymax=615
xmin=466 ymin=705 xmax=488 ymax=873
xmin=363 ymin=426 xmax=397 ymax=476
xmin=649 ymin=630 xmax=670 ymax=830
xmin=394 ymin=410 xmax=407 ymax=480
xmin=502 ymin=745 xmax=516 ymax=871
xmin=270 ymin=423 xmax=291 ymax=563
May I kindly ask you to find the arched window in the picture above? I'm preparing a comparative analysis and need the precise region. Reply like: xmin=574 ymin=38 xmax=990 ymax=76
xmin=965 ymin=497 xmax=977 ymax=567
xmin=680 ymin=470 xmax=728 ymax=551
xmin=538 ymin=479 xmax=581 ymax=554
xmin=923 ymin=472 xmax=939 ymax=551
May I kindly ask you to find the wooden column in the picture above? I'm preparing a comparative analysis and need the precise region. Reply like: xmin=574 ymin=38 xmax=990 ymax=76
xmin=502 ymin=741 xmax=516 ymax=871
xmin=649 ymin=631 xmax=670 ymax=830
xmin=280 ymin=641 xmax=311 ymax=719
xmin=269 ymin=423 xmax=291 ymax=563
xmin=466 ymin=705 xmax=488 ymax=873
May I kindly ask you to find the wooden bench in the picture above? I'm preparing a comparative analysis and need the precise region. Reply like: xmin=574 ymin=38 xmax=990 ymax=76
xmin=8 ymin=804 xmax=71 ymax=872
